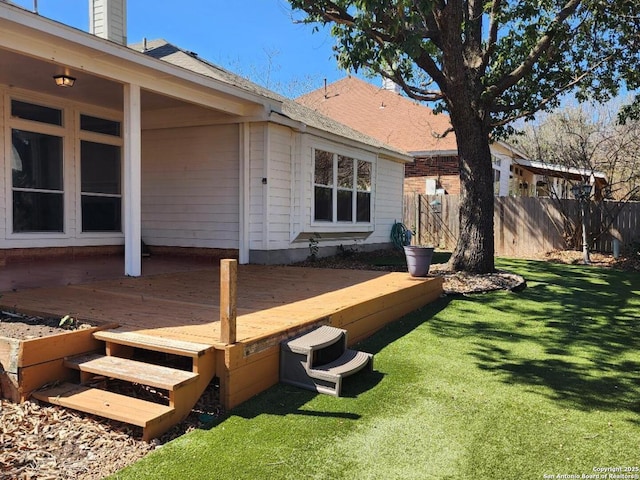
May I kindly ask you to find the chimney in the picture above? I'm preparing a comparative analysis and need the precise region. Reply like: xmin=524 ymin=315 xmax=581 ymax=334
xmin=382 ymin=77 xmax=402 ymax=95
xmin=90 ymin=0 xmax=127 ymax=46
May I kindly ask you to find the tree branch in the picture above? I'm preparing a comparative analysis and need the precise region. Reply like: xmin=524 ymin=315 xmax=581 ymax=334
xmin=490 ymin=54 xmax=614 ymax=127
xmin=484 ymin=0 xmax=583 ymax=101
xmin=482 ymin=0 xmax=503 ymax=70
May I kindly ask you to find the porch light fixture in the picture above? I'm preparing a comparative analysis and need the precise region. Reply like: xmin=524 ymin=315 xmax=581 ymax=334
xmin=53 ymin=74 xmax=76 ymax=88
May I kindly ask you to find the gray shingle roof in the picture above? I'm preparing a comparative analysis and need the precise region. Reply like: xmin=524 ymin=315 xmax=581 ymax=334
xmin=129 ymin=39 xmax=410 ymax=160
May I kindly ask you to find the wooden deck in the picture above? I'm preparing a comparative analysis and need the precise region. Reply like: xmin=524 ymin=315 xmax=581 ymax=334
xmin=1 ymin=256 xmax=443 ymax=411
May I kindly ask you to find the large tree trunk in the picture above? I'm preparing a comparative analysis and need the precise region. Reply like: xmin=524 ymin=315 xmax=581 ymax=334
xmin=434 ymin=3 xmax=495 ymax=274
xmin=447 ymin=105 xmax=496 ymax=274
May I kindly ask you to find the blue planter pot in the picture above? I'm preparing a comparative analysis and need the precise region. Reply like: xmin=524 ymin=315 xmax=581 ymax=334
xmin=403 ymin=246 xmax=435 ymax=277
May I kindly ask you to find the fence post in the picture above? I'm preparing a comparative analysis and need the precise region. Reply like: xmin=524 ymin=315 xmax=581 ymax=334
xmin=415 ymin=193 xmax=421 ymax=245
xmin=220 ymin=259 xmax=237 ymax=345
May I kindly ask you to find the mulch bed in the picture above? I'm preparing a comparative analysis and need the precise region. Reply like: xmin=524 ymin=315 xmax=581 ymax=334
xmin=1 ymin=248 xmax=637 ymax=479
xmin=0 ymin=381 xmax=222 ymax=480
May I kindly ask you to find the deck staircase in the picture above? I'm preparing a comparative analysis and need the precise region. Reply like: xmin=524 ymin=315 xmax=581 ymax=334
xmin=32 ymin=328 xmax=216 ymax=441
xmin=280 ymin=325 xmax=373 ymax=396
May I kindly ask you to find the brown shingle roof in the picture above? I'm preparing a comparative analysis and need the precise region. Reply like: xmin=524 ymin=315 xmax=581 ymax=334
xmin=296 ymin=76 xmax=458 ymax=154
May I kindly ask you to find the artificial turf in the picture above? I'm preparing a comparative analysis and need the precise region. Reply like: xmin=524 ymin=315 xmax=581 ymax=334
xmin=110 ymin=258 xmax=639 ymax=480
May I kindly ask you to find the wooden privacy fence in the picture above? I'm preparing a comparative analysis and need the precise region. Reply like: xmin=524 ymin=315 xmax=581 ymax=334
xmin=403 ymin=194 xmax=640 ymax=257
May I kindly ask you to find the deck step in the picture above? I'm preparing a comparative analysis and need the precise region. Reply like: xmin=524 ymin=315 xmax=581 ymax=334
xmin=32 ymin=383 xmax=175 ymax=428
xmin=310 ymin=349 xmax=373 ymax=382
xmin=65 ymin=353 xmax=198 ymax=391
xmin=285 ymin=325 xmax=346 ymax=354
xmin=280 ymin=325 xmax=374 ymax=397
xmin=94 ymin=329 xmax=213 ymax=358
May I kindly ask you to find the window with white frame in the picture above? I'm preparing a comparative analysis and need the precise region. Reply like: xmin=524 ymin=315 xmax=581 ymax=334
xmin=10 ymin=100 xmax=64 ymax=233
xmin=313 ymin=149 xmax=372 ymax=223
xmin=80 ymin=114 xmax=122 ymax=232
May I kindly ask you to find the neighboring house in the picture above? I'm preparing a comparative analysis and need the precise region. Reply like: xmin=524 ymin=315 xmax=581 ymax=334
xmin=0 ymin=1 xmax=412 ymax=274
xmin=508 ymin=156 xmax=608 ymax=200
xmin=297 ymin=76 xmax=607 ymax=199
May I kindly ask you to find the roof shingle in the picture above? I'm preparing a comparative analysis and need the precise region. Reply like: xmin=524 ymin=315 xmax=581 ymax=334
xmin=296 ymin=76 xmax=458 ymax=154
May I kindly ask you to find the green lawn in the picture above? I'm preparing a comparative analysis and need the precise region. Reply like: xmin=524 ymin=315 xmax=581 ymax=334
xmin=110 ymin=259 xmax=640 ymax=480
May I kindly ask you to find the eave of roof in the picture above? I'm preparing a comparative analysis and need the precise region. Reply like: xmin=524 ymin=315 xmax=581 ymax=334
xmin=136 ymin=40 xmax=412 ymax=162
xmin=0 ymin=2 xmax=270 ymax=111
xmin=515 ymin=158 xmax=607 ymax=182
xmin=0 ymin=3 xmax=412 ymax=163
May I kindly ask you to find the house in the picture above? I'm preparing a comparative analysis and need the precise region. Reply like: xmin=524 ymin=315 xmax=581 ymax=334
xmin=296 ymin=76 xmax=607 ymax=199
xmin=509 ymin=157 xmax=608 ymax=200
xmin=0 ymin=1 xmax=412 ymax=275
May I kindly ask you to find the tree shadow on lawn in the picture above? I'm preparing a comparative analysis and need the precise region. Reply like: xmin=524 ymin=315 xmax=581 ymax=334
xmin=430 ymin=258 xmax=640 ymax=417
xmin=215 ymin=299 xmax=452 ymax=425
xmin=208 ymin=372 xmax=384 ymax=428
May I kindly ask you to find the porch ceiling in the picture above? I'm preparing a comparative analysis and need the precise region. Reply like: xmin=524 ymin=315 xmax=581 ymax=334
xmin=1 ymin=1 xmax=271 ymax=126
xmin=0 ymin=47 xmax=236 ymax=117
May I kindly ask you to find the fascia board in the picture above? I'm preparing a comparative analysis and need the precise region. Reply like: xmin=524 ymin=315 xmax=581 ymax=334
xmin=0 ymin=4 xmax=271 ymax=116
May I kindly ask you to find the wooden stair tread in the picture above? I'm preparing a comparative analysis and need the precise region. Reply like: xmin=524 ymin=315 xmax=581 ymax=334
xmin=94 ymin=329 xmax=213 ymax=358
xmin=65 ymin=353 xmax=198 ymax=390
xmin=285 ymin=325 xmax=345 ymax=354
xmin=310 ymin=349 xmax=373 ymax=381
xmin=32 ymin=383 xmax=174 ymax=428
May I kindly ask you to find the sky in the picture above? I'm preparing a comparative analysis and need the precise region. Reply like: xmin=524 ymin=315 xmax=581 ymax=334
xmin=11 ymin=0 xmax=363 ymax=97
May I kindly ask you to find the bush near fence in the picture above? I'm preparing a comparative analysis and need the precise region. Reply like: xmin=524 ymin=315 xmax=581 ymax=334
xmin=403 ymin=194 xmax=640 ymax=257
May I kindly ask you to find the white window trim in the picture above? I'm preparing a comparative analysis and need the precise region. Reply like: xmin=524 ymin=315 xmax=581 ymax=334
xmin=5 ymin=94 xmax=71 ymax=240
xmin=4 ymin=91 xmax=126 ymax=241
xmin=310 ymin=146 xmax=374 ymax=233
xmin=76 ymin=109 xmax=124 ymax=238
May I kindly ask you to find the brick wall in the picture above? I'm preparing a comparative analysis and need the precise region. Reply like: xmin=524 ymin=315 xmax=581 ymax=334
xmin=404 ymin=175 xmax=461 ymax=195
xmin=0 ymin=246 xmax=124 ymax=265
xmin=404 ymin=155 xmax=461 ymax=195
xmin=405 ymin=155 xmax=459 ymax=177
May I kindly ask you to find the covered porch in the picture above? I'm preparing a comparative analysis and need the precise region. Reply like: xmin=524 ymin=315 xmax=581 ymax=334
xmin=0 ymin=4 xmax=267 ymax=277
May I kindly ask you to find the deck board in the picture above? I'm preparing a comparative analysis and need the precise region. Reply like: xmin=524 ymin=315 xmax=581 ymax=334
xmin=1 ymin=257 xmax=443 ymax=410
xmin=1 ymin=263 xmax=436 ymax=349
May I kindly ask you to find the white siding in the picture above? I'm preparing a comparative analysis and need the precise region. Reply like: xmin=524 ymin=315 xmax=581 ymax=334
xmin=141 ymin=124 xmax=240 ymax=248
xmin=248 ymin=123 xmax=265 ymax=250
xmin=265 ymin=124 xmax=292 ymax=249
xmin=370 ymin=156 xmax=405 ymax=244
xmin=90 ymin=0 xmax=127 ymax=45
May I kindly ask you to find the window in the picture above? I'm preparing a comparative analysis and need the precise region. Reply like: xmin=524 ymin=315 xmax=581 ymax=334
xmin=314 ymin=150 xmax=333 ymax=222
xmin=80 ymin=114 xmax=121 ymax=137
xmin=11 ymin=100 xmax=62 ymax=126
xmin=313 ymin=149 xmax=371 ymax=223
xmin=11 ymin=128 xmax=64 ymax=232
xmin=80 ymin=114 xmax=122 ymax=232
xmin=356 ymin=160 xmax=372 ymax=222
xmin=493 ymin=169 xmax=501 ymax=195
